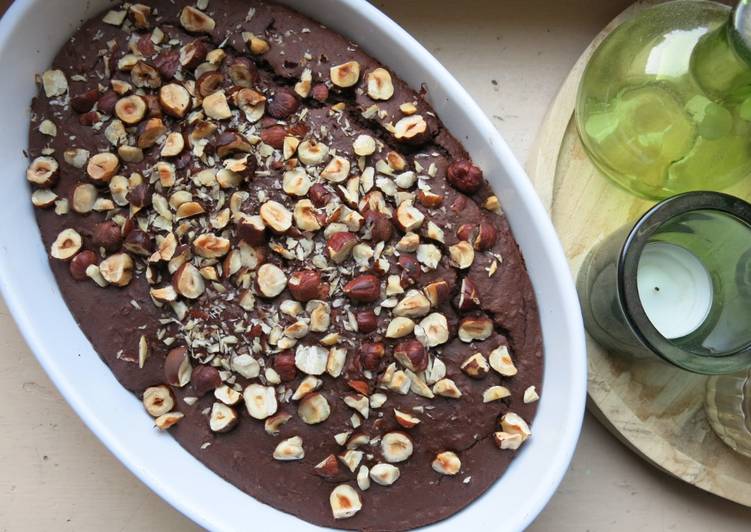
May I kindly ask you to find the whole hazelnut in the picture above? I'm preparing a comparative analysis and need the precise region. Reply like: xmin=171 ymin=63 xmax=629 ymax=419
xmin=92 ymin=221 xmax=123 ymax=252
xmin=359 ymin=342 xmax=386 ymax=371
xmin=192 ymin=365 xmax=222 ymax=397
xmin=308 ymin=183 xmax=332 ymax=207
xmin=71 ymin=89 xmax=99 ymax=114
xmin=311 ymin=83 xmax=329 ymax=102
xmin=446 ymin=159 xmax=483 ymax=194
xmin=69 ymin=250 xmax=98 ymax=281
xmin=273 ymin=350 xmax=297 ymax=382
xmin=260 ymin=125 xmax=286 ymax=150
xmin=287 ymin=122 xmax=309 ymax=138
xmin=97 ymin=90 xmax=119 ymax=115
xmin=78 ymin=111 xmax=100 ymax=126
xmin=343 ymin=274 xmax=381 ymax=302
xmin=450 ymin=195 xmax=468 ymax=213
xmin=288 ymin=270 xmax=324 ymax=302
xmin=355 ymin=310 xmax=378 ymax=334
xmin=267 ymin=87 xmax=299 ymax=119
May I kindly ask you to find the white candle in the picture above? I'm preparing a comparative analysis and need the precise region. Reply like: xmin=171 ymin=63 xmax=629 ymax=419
xmin=636 ymin=241 xmax=713 ymax=340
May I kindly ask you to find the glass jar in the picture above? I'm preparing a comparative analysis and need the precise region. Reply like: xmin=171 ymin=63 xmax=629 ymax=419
xmin=578 ymin=192 xmax=751 ymax=374
xmin=576 ymin=1 xmax=751 ymax=200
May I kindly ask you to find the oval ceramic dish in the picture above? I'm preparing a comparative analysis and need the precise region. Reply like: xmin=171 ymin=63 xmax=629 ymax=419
xmin=0 ymin=1 xmax=586 ymax=530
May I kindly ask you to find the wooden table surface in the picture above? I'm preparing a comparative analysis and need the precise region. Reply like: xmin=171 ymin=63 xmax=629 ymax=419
xmin=2 ymin=1 xmax=751 ymax=530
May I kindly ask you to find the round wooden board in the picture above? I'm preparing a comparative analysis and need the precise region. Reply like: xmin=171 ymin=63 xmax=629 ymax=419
xmin=526 ymin=0 xmax=751 ymax=506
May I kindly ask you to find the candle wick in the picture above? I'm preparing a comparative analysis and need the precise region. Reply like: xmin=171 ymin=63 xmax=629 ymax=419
xmin=654 ymin=287 xmax=660 ymax=292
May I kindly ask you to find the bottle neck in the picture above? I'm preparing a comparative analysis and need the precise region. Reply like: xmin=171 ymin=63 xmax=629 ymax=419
xmin=691 ymin=15 xmax=751 ymax=103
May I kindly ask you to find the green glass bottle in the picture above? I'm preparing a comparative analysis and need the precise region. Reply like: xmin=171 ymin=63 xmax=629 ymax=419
xmin=577 ymin=0 xmax=751 ymax=200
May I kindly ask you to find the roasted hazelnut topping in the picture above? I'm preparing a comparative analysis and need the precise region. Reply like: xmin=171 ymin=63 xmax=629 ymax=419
xmin=27 ymin=4 xmax=540 ymax=525
xmin=308 ymin=183 xmax=332 ymax=207
xmin=447 ymin=159 xmax=483 ymax=193
xmin=228 ymin=57 xmax=258 ymax=87
xmin=273 ymin=350 xmax=298 ymax=382
xmin=179 ymin=39 xmax=208 ymax=69
xmin=92 ymin=221 xmax=123 ymax=252
xmin=311 ymin=83 xmax=329 ymax=102
xmin=164 ymin=346 xmax=193 ymax=387
xmin=359 ymin=342 xmax=386 ymax=371
xmin=343 ymin=274 xmax=381 ymax=303
xmin=123 ymin=229 xmax=154 ymax=256
xmin=355 ymin=309 xmax=378 ymax=334
xmin=363 ymin=211 xmax=393 ymax=242
xmin=69 ymin=250 xmax=98 ymax=281
xmin=267 ymin=87 xmax=300 ymax=119
xmin=115 ymin=95 xmax=146 ymax=124
xmin=393 ymin=339 xmax=428 ymax=372
xmin=192 ymin=365 xmax=222 ymax=397
xmin=288 ymin=269 xmax=325 ymax=302
xmin=196 ymin=70 xmax=224 ymax=98
xmin=454 ymin=278 xmax=481 ymax=310
xmin=71 ymin=89 xmax=99 ymax=113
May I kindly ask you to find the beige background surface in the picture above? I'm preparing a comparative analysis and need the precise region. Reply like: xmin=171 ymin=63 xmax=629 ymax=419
xmin=2 ymin=1 xmax=751 ymax=530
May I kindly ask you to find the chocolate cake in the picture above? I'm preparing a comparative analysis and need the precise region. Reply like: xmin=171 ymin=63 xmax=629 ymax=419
xmin=25 ymin=1 xmax=543 ymax=529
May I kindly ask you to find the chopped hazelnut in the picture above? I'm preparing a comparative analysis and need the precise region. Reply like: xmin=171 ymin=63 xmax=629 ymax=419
xmin=394 ymin=409 xmax=420 ymax=429
xmin=381 ymin=432 xmax=413 ymax=463
xmin=330 ymin=61 xmax=360 ymax=88
xmin=26 ymin=156 xmax=59 ymax=187
xmin=142 ymin=385 xmax=174 ymax=417
xmin=259 ymin=200 xmax=293 ymax=233
xmin=99 ymin=253 xmax=134 ymax=286
xmin=115 ymin=95 xmax=146 ymax=124
xmin=298 ymin=392 xmax=331 ymax=424
xmin=329 ymin=484 xmax=362 ymax=520
xmin=458 ymin=315 xmax=494 ymax=342
xmin=256 ymin=263 xmax=287 ymax=298
xmin=273 ymin=436 xmax=305 ymax=460
xmin=154 ymin=411 xmax=184 ymax=430
xmin=264 ymin=411 xmax=292 ymax=436
xmin=209 ymin=402 xmax=238 ymax=432
xmin=86 ymin=152 xmax=119 ymax=183
xmin=370 ymin=463 xmax=400 ymax=486
xmin=483 ymin=385 xmax=511 ymax=403
xmin=243 ymin=383 xmax=278 ymax=420
xmin=180 ymin=5 xmax=215 ymax=33
xmin=489 ymin=345 xmax=517 ymax=376
xmin=500 ymin=412 xmax=531 ymax=442
xmin=432 ymin=451 xmax=461 ymax=475
xmin=415 ymin=313 xmax=449 ymax=347
xmin=366 ymin=68 xmax=394 ymax=100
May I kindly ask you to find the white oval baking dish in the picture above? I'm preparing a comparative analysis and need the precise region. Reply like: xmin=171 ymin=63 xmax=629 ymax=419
xmin=0 ymin=0 xmax=586 ymax=530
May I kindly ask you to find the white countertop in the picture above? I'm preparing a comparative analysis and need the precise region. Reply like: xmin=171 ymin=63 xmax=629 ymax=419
xmin=2 ymin=1 xmax=751 ymax=530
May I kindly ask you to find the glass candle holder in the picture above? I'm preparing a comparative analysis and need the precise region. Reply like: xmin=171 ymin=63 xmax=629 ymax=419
xmin=576 ymin=0 xmax=751 ymax=200
xmin=578 ymin=191 xmax=751 ymax=374
xmin=706 ymin=370 xmax=751 ymax=458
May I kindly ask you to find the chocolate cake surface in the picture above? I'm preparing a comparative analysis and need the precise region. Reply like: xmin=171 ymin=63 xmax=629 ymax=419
xmin=26 ymin=1 xmax=543 ymax=530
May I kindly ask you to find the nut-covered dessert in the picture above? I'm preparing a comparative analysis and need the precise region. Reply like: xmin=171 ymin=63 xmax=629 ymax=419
xmin=26 ymin=1 xmax=543 ymax=529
